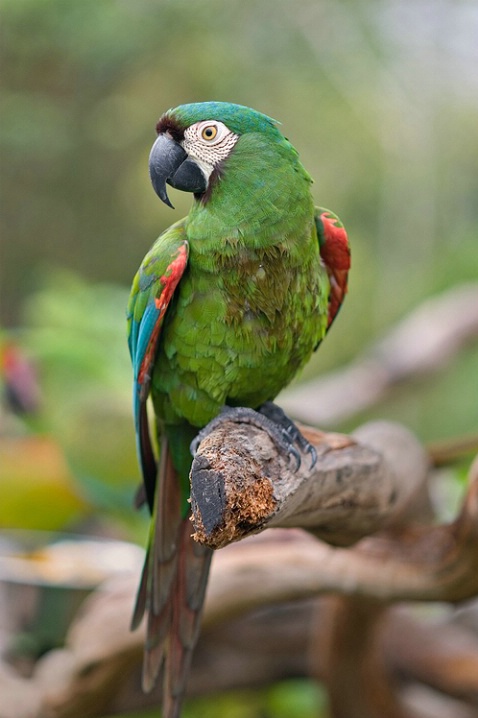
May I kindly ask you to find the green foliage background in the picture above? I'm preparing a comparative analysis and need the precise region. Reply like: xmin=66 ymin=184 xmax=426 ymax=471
xmin=1 ymin=1 xmax=478 ymax=716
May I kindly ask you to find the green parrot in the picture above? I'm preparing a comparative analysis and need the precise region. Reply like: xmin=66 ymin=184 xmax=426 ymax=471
xmin=127 ymin=102 xmax=350 ymax=717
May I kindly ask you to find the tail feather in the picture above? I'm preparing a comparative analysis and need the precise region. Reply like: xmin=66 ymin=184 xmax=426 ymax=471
xmin=132 ymin=436 xmax=213 ymax=715
xmin=164 ymin=521 xmax=212 ymax=717
xmin=130 ymin=546 xmax=149 ymax=631
xmin=142 ymin=601 xmax=171 ymax=692
xmin=151 ymin=440 xmax=182 ymax=615
xmin=156 ymin=438 xmax=182 ymax=559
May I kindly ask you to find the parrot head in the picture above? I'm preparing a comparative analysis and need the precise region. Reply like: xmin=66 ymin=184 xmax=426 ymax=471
xmin=149 ymin=102 xmax=281 ymax=208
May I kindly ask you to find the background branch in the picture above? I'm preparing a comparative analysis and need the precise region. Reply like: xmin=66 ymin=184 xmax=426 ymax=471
xmin=280 ymin=283 xmax=478 ymax=427
xmin=2 ymin=423 xmax=477 ymax=718
xmin=4 ymin=537 xmax=477 ymax=718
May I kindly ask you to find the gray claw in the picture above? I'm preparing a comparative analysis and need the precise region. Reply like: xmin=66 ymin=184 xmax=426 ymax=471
xmin=288 ymin=444 xmax=302 ymax=471
xmin=306 ymin=443 xmax=318 ymax=470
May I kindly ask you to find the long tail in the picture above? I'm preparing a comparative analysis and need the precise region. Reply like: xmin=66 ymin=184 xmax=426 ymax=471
xmin=131 ymin=438 xmax=213 ymax=717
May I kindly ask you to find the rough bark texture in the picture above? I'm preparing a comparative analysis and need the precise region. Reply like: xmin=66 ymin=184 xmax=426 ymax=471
xmin=190 ymin=422 xmax=430 ymax=549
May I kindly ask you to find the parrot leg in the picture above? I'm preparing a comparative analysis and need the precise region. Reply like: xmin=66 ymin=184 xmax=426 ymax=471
xmin=190 ymin=403 xmax=316 ymax=470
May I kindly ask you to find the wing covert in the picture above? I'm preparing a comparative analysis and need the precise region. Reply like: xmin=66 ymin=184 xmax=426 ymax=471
xmin=315 ymin=207 xmax=350 ymax=330
xmin=127 ymin=223 xmax=189 ymax=511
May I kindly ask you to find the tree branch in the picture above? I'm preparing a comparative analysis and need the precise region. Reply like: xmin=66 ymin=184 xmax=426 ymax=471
xmin=190 ymin=421 xmax=429 ymax=549
xmin=198 ymin=460 xmax=478 ymax=622
xmin=2 ymin=422 xmax=477 ymax=717
xmin=7 ymin=551 xmax=477 ymax=718
xmin=188 ymin=417 xmax=478 ymax=718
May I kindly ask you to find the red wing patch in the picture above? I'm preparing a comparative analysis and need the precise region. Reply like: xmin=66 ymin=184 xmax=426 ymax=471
xmin=156 ymin=241 xmax=188 ymax=312
xmin=319 ymin=212 xmax=351 ymax=329
xmin=138 ymin=242 xmax=188 ymax=392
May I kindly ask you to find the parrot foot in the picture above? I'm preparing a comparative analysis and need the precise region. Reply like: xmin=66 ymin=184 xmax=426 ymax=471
xmin=258 ymin=401 xmax=317 ymax=469
xmin=190 ymin=402 xmax=316 ymax=471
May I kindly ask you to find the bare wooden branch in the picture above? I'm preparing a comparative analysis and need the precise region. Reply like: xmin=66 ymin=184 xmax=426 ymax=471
xmin=319 ymin=595 xmax=478 ymax=718
xmin=2 ymin=422 xmax=477 ymax=718
xmin=319 ymin=595 xmax=407 ymax=718
xmin=5 ymin=571 xmax=477 ymax=717
xmin=190 ymin=427 xmax=478 ymax=618
xmin=190 ymin=421 xmax=429 ymax=549
xmin=188 ymin=419 xmax=478 ymax=718
xmin=383 ymin=608 xmax=478 ymax=704
xmin=280 ymin=283 xmax=478 ymax=426
xmin=426 ymin=433 xmax=478 ymax=467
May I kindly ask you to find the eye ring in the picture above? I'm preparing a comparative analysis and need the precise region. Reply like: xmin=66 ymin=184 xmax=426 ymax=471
xmin=201 ymin=124 xmax=218 ymax=141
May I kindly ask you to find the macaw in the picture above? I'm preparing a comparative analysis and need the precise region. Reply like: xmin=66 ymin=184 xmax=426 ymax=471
xmin=127 ymin=102 xmax=350 ymax=717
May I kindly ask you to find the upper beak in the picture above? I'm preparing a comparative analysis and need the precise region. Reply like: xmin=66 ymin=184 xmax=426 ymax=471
xmin=149 ymin=134 xmax=207 ymax=208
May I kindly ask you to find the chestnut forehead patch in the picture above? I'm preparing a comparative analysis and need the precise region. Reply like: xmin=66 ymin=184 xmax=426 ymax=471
xmin=155 ymin=115 xmax=185 ymax=142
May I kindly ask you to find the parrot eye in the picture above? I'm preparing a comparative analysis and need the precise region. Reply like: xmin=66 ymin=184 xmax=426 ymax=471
xmin=187 ymin=120 xmax=234 ymax=149
xmin=201 ymin=124 xmax=218 ymax=141
xmin=183 ymin=120 xmax=238 ymax=175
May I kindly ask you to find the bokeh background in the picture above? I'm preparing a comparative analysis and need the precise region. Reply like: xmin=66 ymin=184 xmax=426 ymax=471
xmin=1 ymin=1 xmax=478 ymax=717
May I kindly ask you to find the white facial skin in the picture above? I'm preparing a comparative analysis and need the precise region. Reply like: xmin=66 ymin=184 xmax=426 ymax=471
xmin=182 ymin=120 xmax=239 ymax=180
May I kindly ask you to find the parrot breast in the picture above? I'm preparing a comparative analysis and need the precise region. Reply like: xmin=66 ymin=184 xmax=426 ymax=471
xmin=152 ymin=227 xmax=329 ymax=428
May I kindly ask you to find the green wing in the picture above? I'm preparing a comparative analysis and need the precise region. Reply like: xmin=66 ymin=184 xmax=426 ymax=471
xmin=127 ymin=219 xmax=189 ymax=511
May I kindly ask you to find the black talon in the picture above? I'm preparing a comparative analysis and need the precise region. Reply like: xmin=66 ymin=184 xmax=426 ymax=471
xmin=306 ymin=443 xmax=318 ymax=470
xmin=287 ymin=444 xmax=302 ymax=471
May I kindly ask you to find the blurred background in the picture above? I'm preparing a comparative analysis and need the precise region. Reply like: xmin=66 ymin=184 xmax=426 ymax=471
xmin=1 ymin=1 xmax=478 ymax=716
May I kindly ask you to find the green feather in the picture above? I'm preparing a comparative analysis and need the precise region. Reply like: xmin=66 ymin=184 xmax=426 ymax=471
xmin=167 ymin=101 xmax=280 ymax=137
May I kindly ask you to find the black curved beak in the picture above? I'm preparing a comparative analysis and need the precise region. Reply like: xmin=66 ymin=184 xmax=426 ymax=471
xmin=149 ymin=134 xmax=207 ymax=208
